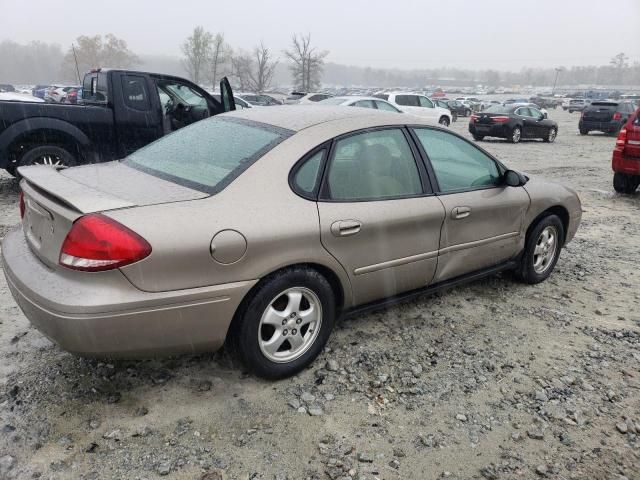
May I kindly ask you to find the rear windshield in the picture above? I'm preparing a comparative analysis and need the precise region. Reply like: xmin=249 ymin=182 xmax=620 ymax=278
xmin=124 ymin=118 xmax=290 ymax=194
xmin=484 ymin=105 xmax=510 ymax=113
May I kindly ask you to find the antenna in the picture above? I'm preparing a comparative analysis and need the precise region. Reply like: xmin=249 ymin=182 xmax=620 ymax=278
xmin=72 ymin=44 xmax=82 ymax=85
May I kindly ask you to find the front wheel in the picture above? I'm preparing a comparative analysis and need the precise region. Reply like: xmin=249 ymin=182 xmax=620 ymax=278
xmin=514 ymin=214 xmax=564 ymax=284
xmin=233 ymin=268 xmax=336 ymax=379
xmin=472 ymin=134 xmax=484 ymax=141
xmin=438 ymin=116 xmax=450 ymax=127
xmin=509 ymin=126 xmax=522 ymax=143
xmin=613 ymin=172 xmax=640 ymax=194
xmin=543 ymin=127 xmax=557 ymax=143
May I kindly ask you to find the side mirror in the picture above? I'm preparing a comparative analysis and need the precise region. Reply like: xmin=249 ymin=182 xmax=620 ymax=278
xmin=538 ymin=114 xmax=545 ymax=121
xmin=504 ymin=169 xmax=527 ymax=187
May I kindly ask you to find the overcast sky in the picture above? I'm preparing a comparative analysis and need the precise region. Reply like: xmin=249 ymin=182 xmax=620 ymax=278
xmin=1 ymin=0 xmax=639 ymax=70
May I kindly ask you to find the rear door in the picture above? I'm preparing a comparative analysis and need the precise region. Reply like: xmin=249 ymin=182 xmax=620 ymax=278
xmin=412 ymin=127 xmax=530 ymax=282
xmin=317 ymin=127 xmax=445 ymax=306
xmin=113 ymin=74 xmax=163 ymax=156
xmin=514 ymin=107 xmax=534 ymax=137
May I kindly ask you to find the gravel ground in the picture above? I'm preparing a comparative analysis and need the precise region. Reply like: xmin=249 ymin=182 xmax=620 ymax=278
xmin=0 ymin=108 xmax=639 ymax=480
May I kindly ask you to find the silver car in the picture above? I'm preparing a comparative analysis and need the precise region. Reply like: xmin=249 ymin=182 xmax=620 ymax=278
xmin=2 ymin=106 xmax=581 ymax=378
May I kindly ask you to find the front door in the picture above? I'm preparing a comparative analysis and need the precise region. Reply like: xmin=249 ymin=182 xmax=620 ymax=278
xmin=317 ymin=127 xmax=445 ymax=306
xmin=412 ymin=127 xmax=530 ymax=282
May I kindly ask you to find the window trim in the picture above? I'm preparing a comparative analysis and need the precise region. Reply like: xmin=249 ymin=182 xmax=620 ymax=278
xmin=317 ymin=126 xmax=433 ymax=203
xmin=408 ymin=125 xmax=507 ymax=196
xmin=288 ymin=142 xmax=331 ymax=201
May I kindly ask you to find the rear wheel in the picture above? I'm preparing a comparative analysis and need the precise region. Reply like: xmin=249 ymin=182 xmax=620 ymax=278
xmin=544 ymin=127 xmax=557 ymax=143
xmin=18 ymin=145 xmax=77 ymax=171
xmin=515 ymin=214 xmax=564 ymax=284
xmin=579 ymin=127 xmax=589 ymax=135
xmin=439 ymin=116 xmax=450 ymax=127
xmin=613 ymin=172 xmax=640 ymax=194
xmin=233 ymin=267 xmax=336 ymax=379
xmin=509 ymin=126 xmax=522 ymax=143
xmin=472 ymin=134 xmax=484 ymax=141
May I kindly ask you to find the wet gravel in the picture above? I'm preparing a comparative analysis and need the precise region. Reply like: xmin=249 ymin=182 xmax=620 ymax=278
xmin=0 ymin=108 xmax=639 ymax=480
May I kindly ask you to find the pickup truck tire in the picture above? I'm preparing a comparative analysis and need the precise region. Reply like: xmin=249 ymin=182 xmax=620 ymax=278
xmin=613 ymin=172 xmax=640 ymax=194
xmin=19 ymin=145 xmax=77 ymax=170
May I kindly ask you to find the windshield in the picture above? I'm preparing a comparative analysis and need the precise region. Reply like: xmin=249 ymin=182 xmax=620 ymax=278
xmin=124 ymin=118 xmax=289 ymax=194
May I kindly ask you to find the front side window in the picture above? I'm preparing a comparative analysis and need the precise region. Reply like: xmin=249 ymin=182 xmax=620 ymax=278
xmin=413 ymin=128 xmax=502 ymax=193
xmin=326 ymin=129 xmax=423 ymax=201
xmin=124 ymin=118 xmax=288 ymax=193
xmin=418 ymin=96 xmax=434 ymax=108
xmin=529 ymin=107 xmax=542 ymax=118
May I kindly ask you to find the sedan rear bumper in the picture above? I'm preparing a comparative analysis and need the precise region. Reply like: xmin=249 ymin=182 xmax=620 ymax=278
xmin=2 ymin=228 xmax=257 ymax=357
xmin=469 ymin=123 xmax=511 ymax=138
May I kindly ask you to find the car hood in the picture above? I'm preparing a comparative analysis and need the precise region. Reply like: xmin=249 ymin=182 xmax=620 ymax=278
xmin=19 ymin=161 xmax=208 ymax=214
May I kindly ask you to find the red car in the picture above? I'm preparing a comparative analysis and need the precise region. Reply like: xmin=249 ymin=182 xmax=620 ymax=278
xmin=612 ymin=107 xmax=640 ymax=193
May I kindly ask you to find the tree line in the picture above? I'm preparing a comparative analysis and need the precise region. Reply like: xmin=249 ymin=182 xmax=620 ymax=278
xmin=0 ymin=35 xmax=638 ymax=90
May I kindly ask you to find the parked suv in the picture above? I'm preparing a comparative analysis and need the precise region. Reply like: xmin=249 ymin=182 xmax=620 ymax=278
xmin=579 ymin=101 xmax=636 ymax=135
xmin=374 ymin=93 xmax=452 ymax=126
xmin=568 ymin=98 xmax=590 ymax=113
xmin=612 ymin=107 xmax=640 ymax=193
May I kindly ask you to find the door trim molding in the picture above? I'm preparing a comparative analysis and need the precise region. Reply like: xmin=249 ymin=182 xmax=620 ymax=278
xmin=439 ymin=231 xmax=519 ymax=255
xmin=354 ymin=250 xmax=438 ymax=276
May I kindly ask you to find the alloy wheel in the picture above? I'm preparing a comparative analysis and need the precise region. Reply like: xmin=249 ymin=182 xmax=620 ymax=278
xmin=258 ymin=287 xmax=322 ymax=363
xmin=533 ymin=226 xmax=558 ymax=274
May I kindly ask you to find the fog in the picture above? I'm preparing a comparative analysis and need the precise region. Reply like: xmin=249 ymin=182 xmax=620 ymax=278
xmin=1 ymin=0 xmax=639 ymax=70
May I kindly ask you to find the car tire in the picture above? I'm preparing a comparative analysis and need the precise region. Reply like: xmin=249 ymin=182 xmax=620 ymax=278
xmin=232 ymin=267 xmax=336 ymax=379
xmin=543 ymin=127 xmax=557 ymax=143
xmin=579 ymin=127 xmax=589 ymax=135
xmin=465 ymin=109 xmax=471 ymax=117
xmin=5 ymin=166 xmax=17 ymax=177
xmin=613 ymin=172 xmax=640 ymax=194
xmin=439 ymin=116 xmax=450 ymax=127
xmin=472 ymin=134 xmax=484 ymax=141
xmin=18 ymin=145 xmax=77 ymax=173
xmin=514 ymin=214 xmax=565 ymax=284
xmin=509 ymin=126 xmax=522 ymax=143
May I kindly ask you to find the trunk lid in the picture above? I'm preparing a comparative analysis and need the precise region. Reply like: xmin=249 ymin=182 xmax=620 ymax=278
xmin=19 ymin=162 xmax=208 ymax=268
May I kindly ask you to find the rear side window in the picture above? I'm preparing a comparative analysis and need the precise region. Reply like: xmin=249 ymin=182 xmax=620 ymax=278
xmin=125 ymin=118 xmax=290 ymax=194
xmin=395 ymin=95 xmax=419 ymax=107
xmin=414 ymin=128 xmax=501 ymax=192
xmin=292 ymin=150 xmax=325 ymax=198
xmin=325 ymin=129 xmax=423 ymax=201
xmin=309 ymin=94 xmax=330 ymax=102
xmin=122 ymin=75 xmax=150 ymax=111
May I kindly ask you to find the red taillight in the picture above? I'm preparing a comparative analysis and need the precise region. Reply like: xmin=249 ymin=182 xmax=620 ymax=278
xmin=19 ymin=191 xmax=25 ymax=218
xmin=492 ymin=116 xmax=510 ymax=123
xmin=470 ymin=114 xmax=479 ymax=122
xmin=613 ymin=112 xmax=622 ymax=121
xmin=616 ymin=128 xmax=627 ymax=147
xmin=59 ymin=214 xmax=151 ymax=272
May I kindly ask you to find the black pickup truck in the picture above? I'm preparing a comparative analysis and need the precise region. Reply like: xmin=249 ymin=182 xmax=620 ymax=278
xmin=0 ymin=69 xmax=236 ymax=176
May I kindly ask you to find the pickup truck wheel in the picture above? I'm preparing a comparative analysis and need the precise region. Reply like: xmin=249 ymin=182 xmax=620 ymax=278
xmin=613 ymin=172 xmax=640 ymax=194
xmin=19 ymin=146 xmax=77 ymax=170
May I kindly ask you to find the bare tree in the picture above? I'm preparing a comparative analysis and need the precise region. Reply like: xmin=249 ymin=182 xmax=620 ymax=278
xmin=610 ymin=52 xmax=629 ymax=69
xmin=246 ymin=43 xmax=278 ymax=93
xmin=209 ymin=33 xmax=231 ymax=90
xmin=284 ymin=34 xmax=328 ymax=92
xmin=181 ymin=26 xmax=212 ymax=85
xmin=230 ymin=53 xmax=253 ymax=91
xmin=61 ymin=34 xmax=138 ymax=82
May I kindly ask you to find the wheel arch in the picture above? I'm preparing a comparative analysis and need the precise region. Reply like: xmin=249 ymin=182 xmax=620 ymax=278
xmin=525 ymin=206 xmax=570 ymax=246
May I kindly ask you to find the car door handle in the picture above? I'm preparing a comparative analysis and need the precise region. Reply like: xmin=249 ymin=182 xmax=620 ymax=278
xmin=451 ymin=206 xmax=471 ymax=220
xmin=330 ymin=220 xmax=362 ymax=237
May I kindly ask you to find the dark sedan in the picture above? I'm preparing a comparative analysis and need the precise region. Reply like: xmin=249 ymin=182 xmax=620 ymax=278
xmin=469 ymin=105 xmax=558 ymax=143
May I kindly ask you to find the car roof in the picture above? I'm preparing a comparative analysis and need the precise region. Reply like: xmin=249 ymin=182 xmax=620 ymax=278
xmin=224 ymin=105 xmax=421 ymax=132
xmin=331 ymin=96 xmax=387 ymax=102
